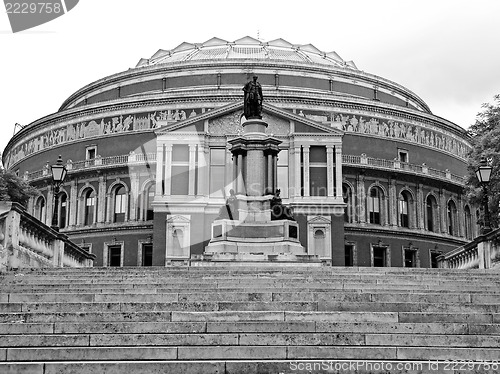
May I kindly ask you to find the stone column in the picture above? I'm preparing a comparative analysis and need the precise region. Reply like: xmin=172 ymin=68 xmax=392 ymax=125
xmin=327 ymin=146 xmax=335 ymax=197
xmin=294 ymin=146 xmax=301 ymax=197
xmin=188 ymin=145 xmax=196 ymax=196
xmin=458 ymin=194 xmax=465 ymax=238
xmin=245 ymin=149 xmax=266 ymax=196
xmin=303 ymin=146 xmax=310 ymax=197
xmin=69 ymin=180 xmax=77 ymax=227
xmin=335 ymin=146 xmax=343 ymax=199
xmin=273 ymin=155 xmax=278 ymax=193
xmin=164 ymin=144 xmax=172 ymax=196
xmin=97 ymin=176 xmax=106 ymax=223
xmin=388 ymin=179 xmax=397 ymax=227
xmin=46 ymin=186 xmax=53 ymax=226
xmin=236 ymin=153 xmax=244 ymax=193
xmin=225 ymin=147 xmax=233 ymax=191
xmin=267 ymin=153 xmax=273 ymax=192
xmin=439 ymin=189 xmax=447 ymax=234
xmin=156 ymin=144 xmax=164 ymax=196
xmin=129 ymin=173 xmax=140 ymax=221
xmin=105 ymin=191 xmax=112 ymax=224
xmin=356 ymin=174 xmax=366 ymax=224
xmin=416 ymin=184 xmax=424 ymax=230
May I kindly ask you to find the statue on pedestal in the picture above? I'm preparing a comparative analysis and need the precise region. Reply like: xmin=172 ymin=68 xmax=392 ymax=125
xmin=216 ymin=189 xmax=239 ymax=220
xmin=270 ymin=189 xmax=295 ymax=221
xmin=243 ymin=76 xmax=263 ymax=119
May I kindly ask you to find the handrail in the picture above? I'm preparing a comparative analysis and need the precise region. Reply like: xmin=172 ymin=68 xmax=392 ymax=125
xmin=0 ymin=202 xmax=95 ymax=270
xmin=438 ymin=227 xmax=500 ymax=269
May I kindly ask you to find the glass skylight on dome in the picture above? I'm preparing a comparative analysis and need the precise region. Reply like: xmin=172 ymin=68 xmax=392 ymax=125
xmin=136 ymin=36 xmax=356 ymax=70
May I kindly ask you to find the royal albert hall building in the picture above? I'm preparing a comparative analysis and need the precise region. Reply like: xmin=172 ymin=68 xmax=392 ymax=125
xmin=3 ymin=37 xmax=478 ymax=268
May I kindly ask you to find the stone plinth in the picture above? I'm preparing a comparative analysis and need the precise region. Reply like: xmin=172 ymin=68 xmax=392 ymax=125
xmin=203 ymin=117 xmax=316 ymax=264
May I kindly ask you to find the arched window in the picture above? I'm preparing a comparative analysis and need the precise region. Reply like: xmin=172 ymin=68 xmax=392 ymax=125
xmin=342 ymin=184 xmax=352 ymax=223
xmin=84 ymin=189 xmax=96 ymax=226
xmin=368 ymin=187 xmax=382 ymax=225
xmin=59 ymin=192 xmax=67 ymax=229
xmin=114 ymin=185 xmax=127 ymax=223
xmin=426 ymin=195 xmax=437 ymax=232
xmin=399 ymin=191 xmax=410 ymax=228
xmin=145 ymin=184 xmax=155 ymax=221
xmin=34 ymin=196 xmax=46 ymax=223
xmin=464 ymin=205 xmax=472 ymax=240
xmin=447 ymin=200 xmax=458 ymax=236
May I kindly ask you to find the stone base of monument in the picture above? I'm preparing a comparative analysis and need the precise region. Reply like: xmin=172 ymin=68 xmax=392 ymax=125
xmin=200 ymin=218 xmax=322 ymax=265
xmin=190 ymin=252 xmax=323 ymax=266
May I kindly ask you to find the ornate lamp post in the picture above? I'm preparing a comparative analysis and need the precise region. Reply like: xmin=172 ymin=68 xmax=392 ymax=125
xmin=50 ymin=155 xmax=67 ymax=231
xmin=475 ymin=156 xmax=493 ymax=235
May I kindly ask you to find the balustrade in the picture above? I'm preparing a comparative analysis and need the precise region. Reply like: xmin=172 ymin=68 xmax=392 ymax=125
xmin=0 ymin=202 xmax=95 ymax=271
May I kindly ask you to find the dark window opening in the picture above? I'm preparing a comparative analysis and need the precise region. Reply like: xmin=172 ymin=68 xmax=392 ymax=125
xmin=373 ymin=246 xmax=386 ymax=267
xmin=345 ymin=245 xmax=354 ymax=266
xmin=142 ymin=244 xmax=153 ymax=266
xmin=108 ymin=245 xmax=121 ymax=267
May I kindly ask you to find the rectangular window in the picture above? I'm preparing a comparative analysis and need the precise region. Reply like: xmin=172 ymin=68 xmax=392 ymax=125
xmin=171 ymin=145 xmax=189 ymax=196
xmin=108 ymin=245 xmax=121 ymax=267
xmin=86 ymin=146 xmax=97 ymax=167
xmin=373 ymin=246 xmax=386 ymax=267
xmin=398 ymin=149 xmax=408 ymax=163
xmin=210 ymin=149 xmax=226 ymax=197
xmin=309 ymin=146 xmax=327 ymax=196
xmin=404 ymin=248 xmax=416 ymax=267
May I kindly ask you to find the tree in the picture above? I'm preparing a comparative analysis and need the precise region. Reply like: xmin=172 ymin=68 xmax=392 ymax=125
xmin=0 ymin=168 xmax=39 ymax=208
xmin=465 ymin=94 xmax=500 ymax=230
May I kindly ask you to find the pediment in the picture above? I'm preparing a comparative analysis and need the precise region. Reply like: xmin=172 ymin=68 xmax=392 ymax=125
xmin=155 ymin=101 xmax=343 ymax=136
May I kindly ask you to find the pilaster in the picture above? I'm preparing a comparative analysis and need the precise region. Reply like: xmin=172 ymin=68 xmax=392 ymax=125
xmin=46 ymin=186 xmax=53 ymax=226
xmin=388 ymin=179 xmax=397 ymax=227
xmin=188 ymin=144 xmax=197 ymax=196
xmin=129 ymin=173 xmax=140 ymax=221
xmin=164 ymin=144 xmax=172 ymax=196
xmin=335 ymin=146 xmax=343 ymax=199
xmin=156 ymin=144 xmax=164 ymax=196
xmin=98 ymin=176 xmax=107 ymax=224
xmin=327 ymin=146 xmax=335 ymax=197
xmin=294 ymin=146 xmax=301 ymax=197
xmin=416 ymin=184 xmax=424 ymax=230
xmin=303 ymin=145 xmax=310 ymax=197
xmin=439 ymin=189 xmax=447 ymax=234
xmin=356 ymin=174 xmax=366 ymax=224
xmin=68 ymin=180 xmax=77 ymax=227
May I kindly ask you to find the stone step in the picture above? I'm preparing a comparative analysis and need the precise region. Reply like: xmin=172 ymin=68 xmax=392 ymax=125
xmin=2 ymin=332 xmax=500 ymax=348
xmin=2 ymin=359 xmax=500 ymax=374
xmin=3 ymin=320 xmax=500 ymax=335
xmin=2 ymin=301 xmax=500 ymax=315
xmin=3 ymin=291 xmax=497 ymax=304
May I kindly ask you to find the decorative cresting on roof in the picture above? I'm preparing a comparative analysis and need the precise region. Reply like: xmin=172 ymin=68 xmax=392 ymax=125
xmin=136 ymin=36 xmax=358 ymax=70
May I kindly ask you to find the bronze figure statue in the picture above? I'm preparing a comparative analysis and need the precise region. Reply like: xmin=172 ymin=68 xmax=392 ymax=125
xmin=243 ymin=76 xmax=263 ymax=119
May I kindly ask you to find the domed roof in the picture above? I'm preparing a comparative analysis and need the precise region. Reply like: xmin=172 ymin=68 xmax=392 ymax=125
xmin=136 ymin=36 xmax=358 ymax=70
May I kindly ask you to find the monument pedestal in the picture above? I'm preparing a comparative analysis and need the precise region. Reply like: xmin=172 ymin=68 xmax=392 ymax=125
xmin=201 ymin=117 xmax=320 ymax=266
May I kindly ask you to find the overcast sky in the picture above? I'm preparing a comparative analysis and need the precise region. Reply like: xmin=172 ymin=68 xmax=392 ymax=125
xmin=1 ymin=0 xmax=499 ymax=163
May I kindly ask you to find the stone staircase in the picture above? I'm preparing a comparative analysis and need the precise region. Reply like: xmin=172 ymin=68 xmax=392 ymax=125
xmin=1 ymin=266 xmax=499 ymax=373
